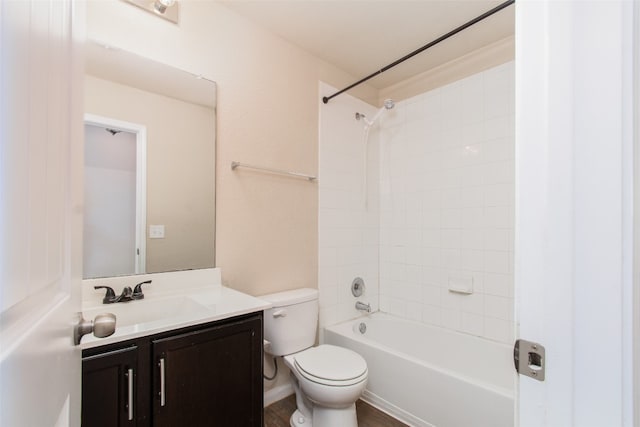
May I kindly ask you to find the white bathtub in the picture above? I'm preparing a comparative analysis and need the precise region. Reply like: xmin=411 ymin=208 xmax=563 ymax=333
xmin=323 ymin=313 xmax=515 ymax=427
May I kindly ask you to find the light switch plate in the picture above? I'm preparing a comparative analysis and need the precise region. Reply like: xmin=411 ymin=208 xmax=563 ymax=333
xmin=149 ymin=225 xmax=165 ymax=239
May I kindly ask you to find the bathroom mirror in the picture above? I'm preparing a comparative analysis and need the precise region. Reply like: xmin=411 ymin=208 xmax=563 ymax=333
xmin=83 ymin=41 xmax=216 ymax=279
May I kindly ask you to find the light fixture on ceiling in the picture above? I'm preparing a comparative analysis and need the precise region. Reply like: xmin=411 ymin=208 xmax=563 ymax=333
xmin=153 ymin=0 xmax=175 ymax=14
xmin=122 ymin=0 xmax=179 ymax=24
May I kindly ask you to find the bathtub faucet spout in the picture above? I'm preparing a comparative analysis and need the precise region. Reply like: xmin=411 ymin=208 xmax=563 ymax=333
xmin=355 ymin=301 xmax=371 ymax=313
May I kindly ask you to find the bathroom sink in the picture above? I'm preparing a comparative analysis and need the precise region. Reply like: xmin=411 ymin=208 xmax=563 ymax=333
xmin=83 ymin=296 xmax=211 ymax=328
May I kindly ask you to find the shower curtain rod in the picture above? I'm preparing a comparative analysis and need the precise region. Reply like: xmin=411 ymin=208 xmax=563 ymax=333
xmin=321 ymin=0 xmax=515 ymax=104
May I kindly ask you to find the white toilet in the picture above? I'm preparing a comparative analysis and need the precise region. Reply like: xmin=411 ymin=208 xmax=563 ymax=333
xmin=261 ymin=288 xmax=368 ymax=427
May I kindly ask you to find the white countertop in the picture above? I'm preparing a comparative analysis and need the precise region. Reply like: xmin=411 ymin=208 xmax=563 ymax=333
xmin=80 ymin=269 xmax=272 ymax=349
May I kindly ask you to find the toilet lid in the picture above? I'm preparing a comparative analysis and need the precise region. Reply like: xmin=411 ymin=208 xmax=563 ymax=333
xmin=293 ymin=345 xmax=367 ymax=382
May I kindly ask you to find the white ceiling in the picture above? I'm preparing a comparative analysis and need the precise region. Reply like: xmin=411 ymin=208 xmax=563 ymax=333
xmin=219 ymin=0 xmax=515 ymax=90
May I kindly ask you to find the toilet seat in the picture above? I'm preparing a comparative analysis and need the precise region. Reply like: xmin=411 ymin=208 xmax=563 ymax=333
xmin=292 ymin=345 xmax=368 ymax=387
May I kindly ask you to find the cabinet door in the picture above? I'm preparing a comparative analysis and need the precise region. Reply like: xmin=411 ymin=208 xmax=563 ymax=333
xmin=152 ymin=315 xmax=263 ymax=427
xmin=82 ymin=346 xmax=138 ymax=426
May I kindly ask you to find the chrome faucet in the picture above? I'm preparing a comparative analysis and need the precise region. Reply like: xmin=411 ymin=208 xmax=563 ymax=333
xmin=95 ymin=280 xmax=151 ymax=304
xmin=355 ymin=301 xmax=371 ymax=313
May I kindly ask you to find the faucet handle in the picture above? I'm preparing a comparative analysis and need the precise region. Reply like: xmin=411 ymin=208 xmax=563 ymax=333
xmin=94 ymin=286 xmax=116 ymax=304
xmin=132 ymin=280 xmax=151 ymax=300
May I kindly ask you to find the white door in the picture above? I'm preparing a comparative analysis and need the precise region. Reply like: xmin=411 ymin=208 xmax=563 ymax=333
xmin=515 ymin=1 xmax=636 ymax=426
xmin=0 ymin=0 xmax=84 ymax=425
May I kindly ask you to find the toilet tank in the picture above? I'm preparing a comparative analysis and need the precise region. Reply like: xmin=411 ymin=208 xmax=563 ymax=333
xmin=260 ymin=288 xmax=318 ymax=356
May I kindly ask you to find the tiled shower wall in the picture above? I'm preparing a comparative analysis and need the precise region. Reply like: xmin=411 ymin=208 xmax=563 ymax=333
xmin=318 ymin=83 xmax=380 ymax=330
xmin=378 ymin=61 xmax=515 ymax=343
xmin=319 ymin=62 xmax=514 ymax=344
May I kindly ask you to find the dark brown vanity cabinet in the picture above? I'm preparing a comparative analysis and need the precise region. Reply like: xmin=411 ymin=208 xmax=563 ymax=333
xmin=82 ymin=345 xmax=144 ymax=426
xmin=82 ymin=312 xmax=263 ymax=427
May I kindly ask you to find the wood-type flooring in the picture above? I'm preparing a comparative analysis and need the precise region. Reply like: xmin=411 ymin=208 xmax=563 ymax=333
xmin=264 ymin=394 xmax=409 ymax=427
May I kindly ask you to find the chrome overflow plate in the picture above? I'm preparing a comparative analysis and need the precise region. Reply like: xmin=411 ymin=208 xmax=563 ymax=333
xmin=351 ymin=277 xmax=365 ymax=297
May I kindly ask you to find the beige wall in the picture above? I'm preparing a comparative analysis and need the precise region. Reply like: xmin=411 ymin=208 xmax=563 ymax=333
xmin=85 ymin=76 xmax=216 ymax=273
xmin=86 ymin=0 xmax=378 ymax=296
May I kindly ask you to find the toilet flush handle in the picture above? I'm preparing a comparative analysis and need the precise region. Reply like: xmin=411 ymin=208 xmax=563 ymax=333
xmin=273 ymin=309 xmax=287 ymax=318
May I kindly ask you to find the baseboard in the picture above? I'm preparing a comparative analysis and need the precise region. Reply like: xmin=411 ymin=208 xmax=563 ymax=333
xmin=361 ymin=390 xmax=433 ymax=427
xmin=264 ymin=383 xmax=294 ymax=407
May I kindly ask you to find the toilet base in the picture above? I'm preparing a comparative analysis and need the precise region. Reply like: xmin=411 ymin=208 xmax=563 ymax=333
xmin=289 ymin=404 xmax=358 ymax=427
xmin=289 ymin=409 xmax=312 ymax=427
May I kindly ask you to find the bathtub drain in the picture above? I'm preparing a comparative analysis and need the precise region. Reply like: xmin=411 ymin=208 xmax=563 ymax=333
xmin=358 ymin=322 xmax=367 ymax=334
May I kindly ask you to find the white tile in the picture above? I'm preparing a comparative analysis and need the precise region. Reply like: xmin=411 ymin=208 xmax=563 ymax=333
xmin=483 ymin=273 xmax=512 ymax=297
xmin=406 ymin=245 xmax=422 ymax=265
xmin=422 ymin=305 xmax=442 ymax=326
xmin=441 ymin=308 xmax=461 ymax=330
xmin=422 ymin=285 xmax=441 ymax=305
xmin=485 ymin=295 xmax=511 ymax=321
xmin=318 ymin=265 xmax=338 ymax=288
xmin=460 ymin=229 xmax=484 ymax=249
xmin=378 ymin=294 xmax=391 ymax=312
xmin=319 ymin=285 xmax=338 ymax=308
xmin=389 ymin=262 xmax=407 ymax=281
xmin=422 ymin=208 xmax=441 ymax=229
xmin=460 ymin=292 xmax=484 ymax=315
xmin=404 ymin=228 xmax=422 ymax=247
xmin=484 ymin=229 xmax=511 ymax=251
xmin=441 ymin=248 xmax=461 ymax=269
xmin=483 ymin=161 xmax=513 ymax=185
xmin=484 ymin=183 xmax=511 ymax=207
xmin=421 ymin=189 xmax=441 ymax=209
xmin=404 ymin=283 xmax=423 ymax=303
xmin=422 ymin=247 xmax=441 ymax=267
xmin=422 ymin=229 xmax=441 ymax=248
xmin=379 ymin=262 xmax=392 ymax=281
xmin=406 ymin=302 xmax=423 ymax=322
xmin=441 ymin=127 xmax=463 ymax=150
xmin=484 ymin=116 xmax=510 ymax=140
xmin=460 ymin=249 xmax=484 ymax=271
xmin=440 ymin=229 xmax=461 ymax=249
xmin=459 ymin=165 xmax=484 ymax=187
xmin=441 ymin=288 xmax=463 ymax=310
xmin=484 ymin=317 xmax=512 ymax=343
xmin=336 ymin=246 xmax=362 ymax=266
xmin=484 ymin=251 xmax=510 ymax=274
xmin=406 ymin=264 xmax=422 ymax=284
xmin=483 ymin=138 xmax=510 ymax=163
xmin=390 ymin=246 xmax=406 ymax=264
xmin=441 ymin=168 xmax=462 ymax=189
xmin=319 ymin=306 xmax=340 ymax=329
xmin=461 ymin=122 xmax=485 ymax=146
xmin=460 ymin=207 xmax=485 ymax=229
xmin=459 ymin=186 xmax=485 ymax=207
xmin=441 ymin=208 xmax=462 ymax=229
xmin=387 ymin=297 xmax=408 ymax=317
xmin=422 ymin=266 xmax=444 ymax=286
xmin=318 ymin=247 xmax=338 ymax=267
xmin=484 ymin=206 xmax=510 ymax=229
xmin=440 ymin=187 xmax=461 ymax=209
xmin=461 ymin=144 xmax=484 ymax=166
xmin=461 ymin=312 xmax=484 ymax=336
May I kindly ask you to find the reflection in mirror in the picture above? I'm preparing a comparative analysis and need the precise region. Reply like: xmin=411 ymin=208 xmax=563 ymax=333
xmin=83 ymin=41 xmax=216 ymax=279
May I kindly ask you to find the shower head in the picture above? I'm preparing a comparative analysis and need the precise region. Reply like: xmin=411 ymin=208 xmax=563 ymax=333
xmin=355 ymin=99 xmax=395 ymax=128
xmin=365 ymin=99 xmax=395 ymax=127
